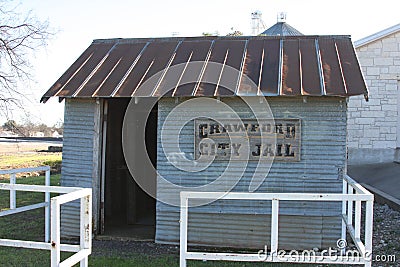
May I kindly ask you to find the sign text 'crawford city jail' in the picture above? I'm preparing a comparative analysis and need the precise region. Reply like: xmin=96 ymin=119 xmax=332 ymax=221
xmin=194 ymin=119 xmax=301 ymax=161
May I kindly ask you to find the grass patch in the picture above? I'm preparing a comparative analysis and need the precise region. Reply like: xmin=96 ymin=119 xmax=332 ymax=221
xmin=0 ymin=175 xmax=60 ymax=239
xmin=0 ymin=153 xmax=62 ymax=171
xmin=0 ymin=174 xmax=69 ymax=266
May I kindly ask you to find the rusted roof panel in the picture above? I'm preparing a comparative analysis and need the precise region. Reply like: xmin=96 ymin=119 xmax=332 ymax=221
xmin=318 ymin=38 xmax=346 ymax=96
xmin=299 ymin=39 xmax=322 ymax=95
xmin=259 ymin=39 xmax=281 ymax=95
xmin=155 ymin=41 xmax=201 ymax=97
xmin=41 ymin=35 xmax=368 ymax=102
xmin=238 ymin=39 xmax=263 ymax=95
xmin=41 ymin=43 xmax=113 ymax=99
xmin=195 ymin=40 xmax=246 ymax=96
xmin=56 ymin=43 xmax=115 ymax=97
xmin=115 ymin=41 xmax=179 ymax=97
xmin=335 ymin=38 xmax=368 ymax=97
xmin=172 ymin=40 xmax=213 ymax=97
xmin=77 ymin=43 xmax=132 ymax=97
xmin=216 ymin=40 xmax=247 ymax=96
xmin=93 ymin=43 xmax=147 ymax=97
xmin=281 ymin=39 xmax=301 ymax=95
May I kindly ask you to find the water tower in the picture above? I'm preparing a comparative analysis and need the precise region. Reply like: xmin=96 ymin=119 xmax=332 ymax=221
xmin=251 ymin=10 xmax=266 ymax=35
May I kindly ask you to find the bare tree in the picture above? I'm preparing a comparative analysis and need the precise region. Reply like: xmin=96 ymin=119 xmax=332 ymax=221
xmin=0 ymin=0 xmax=51 ymax=116
xmin=226 ymin=27 xmax=243 ymax=36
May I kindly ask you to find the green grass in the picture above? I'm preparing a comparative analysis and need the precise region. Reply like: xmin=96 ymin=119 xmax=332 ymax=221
xmin=0 ymin=174 xmax=68 ymax=266
xmin=0 ymin=153 xmax=62 ymax=170
xmin=0 ymin=175 xmax=60 ymax=239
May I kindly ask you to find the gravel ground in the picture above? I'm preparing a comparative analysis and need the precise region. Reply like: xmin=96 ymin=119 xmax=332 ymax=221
xmin=371 ymin=204 xmax=399 ymax=267
xmin=92 ymin=239 xmax=179 ymax=258
xmin=91 ymin=202 xmax=399 ymax=266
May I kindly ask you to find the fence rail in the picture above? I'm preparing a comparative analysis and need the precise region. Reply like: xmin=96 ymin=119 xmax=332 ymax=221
xmin=180 ymin=174 xmax=374 ymax=267
xmin=0 ymin=166 xmax=92 ymax=267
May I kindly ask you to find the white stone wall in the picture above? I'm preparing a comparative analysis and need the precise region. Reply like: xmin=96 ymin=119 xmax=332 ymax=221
xmin=347 ymin=31 xmax=400 ymax=164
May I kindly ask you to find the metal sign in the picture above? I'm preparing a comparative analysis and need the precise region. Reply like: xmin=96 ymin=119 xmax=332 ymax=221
xmin=194 ymin=119 xmax=301 ymax=161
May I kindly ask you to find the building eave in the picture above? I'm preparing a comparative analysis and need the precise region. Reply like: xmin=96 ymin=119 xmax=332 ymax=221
xmin=354 ymin=23 xmax=400 ymax=48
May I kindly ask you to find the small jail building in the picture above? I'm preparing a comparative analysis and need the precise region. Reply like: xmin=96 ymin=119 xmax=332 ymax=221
xmin=41 ymin=34 xmax=368 ymax=250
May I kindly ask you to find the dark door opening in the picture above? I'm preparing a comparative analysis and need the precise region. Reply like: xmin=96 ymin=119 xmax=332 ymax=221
xmin=103 ymin=98 xmax=157 ymax=240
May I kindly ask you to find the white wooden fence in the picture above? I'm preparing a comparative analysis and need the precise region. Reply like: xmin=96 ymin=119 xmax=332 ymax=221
xmin=180 ymin=174 xmax=374 ymax=267
xmin=0 ymin=166 xmax=92 ymax=267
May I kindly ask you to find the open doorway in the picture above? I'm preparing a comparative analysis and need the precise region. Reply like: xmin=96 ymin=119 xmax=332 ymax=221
xmin=103 ymin=98 xmax=157 ymax=240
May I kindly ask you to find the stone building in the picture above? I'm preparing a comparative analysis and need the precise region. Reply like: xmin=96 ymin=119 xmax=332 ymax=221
xmin=347 ymin=23 xmax=400 ymax=164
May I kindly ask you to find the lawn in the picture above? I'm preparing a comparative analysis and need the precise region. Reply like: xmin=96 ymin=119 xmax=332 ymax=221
xmin=0 ymin=153 xmax=62 ymax=171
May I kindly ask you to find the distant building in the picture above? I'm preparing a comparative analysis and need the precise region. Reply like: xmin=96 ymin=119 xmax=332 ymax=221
xmin=259 ymin=13 xmax=303 ymax=36
xmin=52 ymin=131 xmax=62 ymax=138
xmin=30 ymin=131 xmax=45 ymax=137
xmin=0 ymin=131 xmax=19 ymax=137
xmin=347 ymin=23 xmax=400 ymax=164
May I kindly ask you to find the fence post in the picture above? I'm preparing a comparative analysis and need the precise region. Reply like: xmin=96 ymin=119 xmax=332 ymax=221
xmin=50 ymin=198 xmax=60 ymax=267
xmin=180 ymin=193 xmax=188 ymax=267
xmin=45 ymin=169 xmax=51 ymax=243
xmin=10 ymin=173 xmax=16 ymax=209
xmin=271 ymin=199 xmax=279 ymax=259
xmin=347 ymin=185 xmax=353 ymax=225
xmin=341 ymin=178 xmax=347 ymax=254
xmin=355 ymin=199 xmax=361 ymax=240
xmin=364 ymin=199 xmax=373 ymax=267
xmin=80 ymin=193 xmax=92 ymax=267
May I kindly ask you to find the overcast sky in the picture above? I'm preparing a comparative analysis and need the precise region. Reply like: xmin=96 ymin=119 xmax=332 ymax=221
xmin=2 ymin=0 xmax=399 ymax=125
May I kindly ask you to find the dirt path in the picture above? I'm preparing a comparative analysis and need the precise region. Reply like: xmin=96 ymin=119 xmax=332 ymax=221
xmin=0 ymin=138 xmax=62 ymax=154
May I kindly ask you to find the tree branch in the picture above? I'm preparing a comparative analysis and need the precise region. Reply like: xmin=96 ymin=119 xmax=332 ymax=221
xmin=0 ymin=0 xmax=52 ymax=116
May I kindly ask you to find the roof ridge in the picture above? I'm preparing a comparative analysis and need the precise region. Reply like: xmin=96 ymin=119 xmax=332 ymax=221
xmin=92 ymin=35 xmax=351 ymax=44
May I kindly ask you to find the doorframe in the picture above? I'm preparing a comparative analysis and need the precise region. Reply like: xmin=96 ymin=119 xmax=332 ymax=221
xmin=99 ymin=99 xmax=108 ymax=234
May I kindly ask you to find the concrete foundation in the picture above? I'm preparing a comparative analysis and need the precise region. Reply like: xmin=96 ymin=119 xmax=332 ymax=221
xmin=395 ymin=148 xmax=400 ymax=163
xmin=348 ymin=148 xmax=396 ymax=165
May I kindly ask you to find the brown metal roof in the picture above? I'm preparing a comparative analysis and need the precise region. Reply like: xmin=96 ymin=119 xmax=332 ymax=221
xmin=41 ymin=35 xmax=368 ymax=103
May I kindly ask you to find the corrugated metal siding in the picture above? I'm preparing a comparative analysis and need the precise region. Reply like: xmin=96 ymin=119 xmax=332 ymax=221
xmin=60 ymin=99 xmax=101 ymax=237
xmin=155 ymin=97 xmax=346 ymax=250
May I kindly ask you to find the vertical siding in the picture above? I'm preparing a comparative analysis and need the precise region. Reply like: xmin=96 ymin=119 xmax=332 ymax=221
xmin=156 ymin=97 xmax=346 ymax=250
xmin=60 ymin=99 xmax=101 ymax=237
